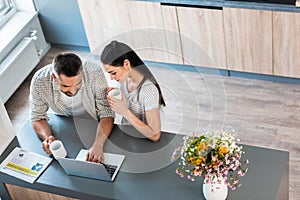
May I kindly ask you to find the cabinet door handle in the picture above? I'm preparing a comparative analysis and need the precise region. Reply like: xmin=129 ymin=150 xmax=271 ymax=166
xmin=161 ymin=3 xmax=223 ymax=10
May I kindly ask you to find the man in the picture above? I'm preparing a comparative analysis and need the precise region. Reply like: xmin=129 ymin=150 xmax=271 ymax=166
xmin=29 ymin=53 xmax=114 ymax=163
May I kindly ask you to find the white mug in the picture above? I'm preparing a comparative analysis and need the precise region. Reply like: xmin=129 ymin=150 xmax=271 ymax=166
xmin=108 ymin=88 xmax=122 ymax=100
xmin=49 ymin=140 xmax=67 ymax=159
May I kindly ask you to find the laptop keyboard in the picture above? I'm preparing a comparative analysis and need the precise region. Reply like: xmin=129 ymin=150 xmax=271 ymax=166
xmin=103 ymin=164 xmax=118 ymax=178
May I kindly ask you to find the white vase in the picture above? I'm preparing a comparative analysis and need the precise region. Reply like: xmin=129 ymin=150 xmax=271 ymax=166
xmin=202 ymin=177 xmax=228 ymax=200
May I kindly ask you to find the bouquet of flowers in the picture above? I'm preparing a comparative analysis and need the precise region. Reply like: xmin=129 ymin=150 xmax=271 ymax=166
xmin=171 ymin=130 xmax=249 ymax=190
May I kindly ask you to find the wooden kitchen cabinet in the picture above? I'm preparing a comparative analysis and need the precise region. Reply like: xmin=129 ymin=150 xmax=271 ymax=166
xmin=176 ymin=6 xmax=226 ymax=69
xmin=78 ymin=1 xmax=299 ymax=79
xmin=223 ymin=8 xmax=273 ymax=75
xmin=161 ymin=5 xmax=183 ymax=65
xmin=273 ymin=11 xmax=300 ymax=78
xmin=77 ymin=0 xmax=169 ymax=63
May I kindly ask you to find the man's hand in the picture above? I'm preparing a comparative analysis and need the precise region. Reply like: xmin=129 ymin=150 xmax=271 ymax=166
xmin=42 ymin=135 xmax=56 ymax=155
xmin=86 ymin=117 xmax=114 ymax=163
xmin=86 ymin=143 xmax=104 ymax=163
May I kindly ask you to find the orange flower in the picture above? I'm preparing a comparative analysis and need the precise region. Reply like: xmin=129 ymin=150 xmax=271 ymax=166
xmin=196 ymin=157 xmax=206 ymax=165
xmin=219 ymin=146 xmax=228 ymax=154
xmin=201 ymin=157 xmax=206 ymax=163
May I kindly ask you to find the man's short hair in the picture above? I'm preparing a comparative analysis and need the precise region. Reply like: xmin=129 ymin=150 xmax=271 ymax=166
xmin=53 ymin=53 xmax=82 ymax=77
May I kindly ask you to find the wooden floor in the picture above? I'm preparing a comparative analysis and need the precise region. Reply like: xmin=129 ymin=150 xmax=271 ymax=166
xmin=4 ymin=47 xmax=300 ymax=199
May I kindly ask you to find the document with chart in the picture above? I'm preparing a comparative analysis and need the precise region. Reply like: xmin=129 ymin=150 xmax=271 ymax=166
xmin=0 ymin=147 xmax=52 ymax=183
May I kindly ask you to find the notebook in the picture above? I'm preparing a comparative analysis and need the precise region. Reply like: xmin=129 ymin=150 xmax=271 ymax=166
xmin=57 ymin=149 xmax=125 ymax=182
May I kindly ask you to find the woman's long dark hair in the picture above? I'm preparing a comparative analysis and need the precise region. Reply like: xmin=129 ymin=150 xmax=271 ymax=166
xmin=101 ymin=40 xmax=165 ymax=107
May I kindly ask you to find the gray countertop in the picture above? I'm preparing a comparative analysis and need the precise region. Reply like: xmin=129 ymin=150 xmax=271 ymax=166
xmin=0 ymin=114 xmax=289 ymax=200
xmin=139 ymin=0 xmax=300 ymax=13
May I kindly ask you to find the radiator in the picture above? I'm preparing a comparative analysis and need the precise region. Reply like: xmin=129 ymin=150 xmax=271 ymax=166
xmin=0 ymin=37 xmax=39 ymax=103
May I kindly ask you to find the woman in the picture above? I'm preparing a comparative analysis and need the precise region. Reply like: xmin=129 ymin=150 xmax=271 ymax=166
xmin=100 ymin=40 xmax=165 ymax=142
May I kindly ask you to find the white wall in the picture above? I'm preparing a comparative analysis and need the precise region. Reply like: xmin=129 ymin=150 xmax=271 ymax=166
xmin=15 ymin=0 xmax=36 ymax=11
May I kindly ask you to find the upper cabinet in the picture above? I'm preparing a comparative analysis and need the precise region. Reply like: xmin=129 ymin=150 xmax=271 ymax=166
xmin=273 ymin=11 xmax=300 ymax=78
xmin=176 ymin=6 xmax=226 ymax=69
xmin=223 ymin=8 xmax=273 ymax=75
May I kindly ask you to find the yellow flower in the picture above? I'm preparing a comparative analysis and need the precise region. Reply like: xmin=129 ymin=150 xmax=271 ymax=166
xmin=195 ymin=157 xmax=206 ymax=165
xmin=197 ymin=141 xmax=207 ymax=151
xmin=188 ymin=157 xmax=194 ymax=164
xmin=219 ymin=146 xmax=228 ymax=154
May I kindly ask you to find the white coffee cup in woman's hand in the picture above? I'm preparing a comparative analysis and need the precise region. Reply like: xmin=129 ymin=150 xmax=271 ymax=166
xmin=108 ymin=88 xmax=122 ymax=100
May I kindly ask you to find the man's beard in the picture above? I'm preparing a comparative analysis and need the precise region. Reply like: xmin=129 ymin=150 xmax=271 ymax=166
xmin=62 ymin=89 xmax=79 ymax=97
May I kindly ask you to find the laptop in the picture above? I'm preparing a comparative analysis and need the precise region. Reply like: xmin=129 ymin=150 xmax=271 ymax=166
xmin=57 ymin=149 xmax=125 ymax=182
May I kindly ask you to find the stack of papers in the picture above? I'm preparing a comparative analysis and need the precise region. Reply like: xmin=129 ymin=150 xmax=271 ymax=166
xmin=0 ymin=147 xmax=52 ymax=183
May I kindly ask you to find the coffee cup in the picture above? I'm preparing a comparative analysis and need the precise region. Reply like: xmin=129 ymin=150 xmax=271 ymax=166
xmin=108 ymin=88 xmax=122 ymax=100
xmin=49 ymin=140 xmax=67 ymax=159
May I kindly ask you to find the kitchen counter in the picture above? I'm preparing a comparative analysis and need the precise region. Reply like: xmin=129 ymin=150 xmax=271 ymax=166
xmin=140 ymin=0 xmax=300 ymax=12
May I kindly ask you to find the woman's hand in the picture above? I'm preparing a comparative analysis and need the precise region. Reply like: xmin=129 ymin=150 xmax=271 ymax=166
xmin=107 ymin=93 xmax=129 ymax=117
xmin=106 ymin=87 xmax=115 ymax=95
